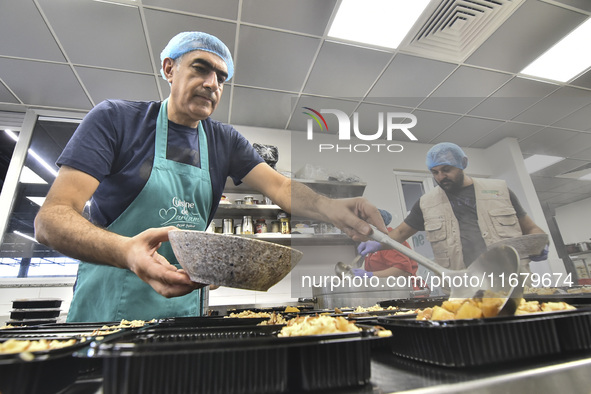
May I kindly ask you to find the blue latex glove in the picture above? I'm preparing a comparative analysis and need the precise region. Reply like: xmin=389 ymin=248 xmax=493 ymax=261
xmin=351 ymin=268 xmax=373 ymax=278
xmin=357 ymin=240 xmax=382 ymax=256
xmin=529 ymin=245 xmax=549 ymax=261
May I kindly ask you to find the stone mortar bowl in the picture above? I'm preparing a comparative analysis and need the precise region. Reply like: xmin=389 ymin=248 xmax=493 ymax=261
xmin=169 ymin=230 xmax=304 ymax=291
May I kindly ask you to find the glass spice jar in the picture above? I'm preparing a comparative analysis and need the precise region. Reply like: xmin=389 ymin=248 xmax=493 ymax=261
xmin=280 ymin=217 xmax=291 ymax=234
xmin=255 ymin=218 xmax=267 ymax=234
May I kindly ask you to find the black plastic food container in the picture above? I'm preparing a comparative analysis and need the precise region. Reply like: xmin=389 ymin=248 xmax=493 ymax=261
xmin=377 ymin=308 xmax=591 ymax=367
xmin=83 ymin=325 xmax=372 ymax=394
xmin=0 ymin=336 xmax=88 ymax=394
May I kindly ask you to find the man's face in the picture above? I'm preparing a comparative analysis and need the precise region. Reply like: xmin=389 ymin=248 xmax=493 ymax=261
xmin=430 ymin=164 xmax=465 ymax=192
xmin=166 ymin=50 xmax=228 ymax=124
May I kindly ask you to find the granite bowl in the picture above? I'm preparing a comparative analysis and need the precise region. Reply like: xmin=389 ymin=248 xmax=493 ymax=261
xmin=169 ymin=230 xmax=304 ymax=291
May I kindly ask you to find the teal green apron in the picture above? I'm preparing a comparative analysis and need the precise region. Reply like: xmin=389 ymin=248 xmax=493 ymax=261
xmin=67 ymin=99 xmax=213 ymax=322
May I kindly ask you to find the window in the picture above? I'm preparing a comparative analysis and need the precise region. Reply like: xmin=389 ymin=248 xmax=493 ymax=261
xmin=0 ymin=110 xmax=83 ymax=278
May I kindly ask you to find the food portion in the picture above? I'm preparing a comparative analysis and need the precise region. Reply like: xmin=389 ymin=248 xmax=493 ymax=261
xmin=415 ymin=296 xmax=577 ymax=321
xmin=91 ymin=318 xmax=156 ymax=336
xmin=0 ymin=338 xmax=79 ymax=355
xmin=226 ymin=310 xmax=275 ymax=318
xmin=278 ymin=315 xmax=361 ymax=337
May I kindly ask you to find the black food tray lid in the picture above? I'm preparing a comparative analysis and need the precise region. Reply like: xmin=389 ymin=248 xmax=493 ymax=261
xmin=11 ymin=299 xmax=62 ymax=309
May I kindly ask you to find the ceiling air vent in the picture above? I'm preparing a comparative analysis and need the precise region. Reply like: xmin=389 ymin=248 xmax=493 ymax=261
xmin=399 ymin=0 xmax=525 ymax=62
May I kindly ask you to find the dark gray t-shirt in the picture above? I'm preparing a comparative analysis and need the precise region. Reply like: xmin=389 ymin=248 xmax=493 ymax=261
xmin=404 ymin=184 xmax=527 ymax=265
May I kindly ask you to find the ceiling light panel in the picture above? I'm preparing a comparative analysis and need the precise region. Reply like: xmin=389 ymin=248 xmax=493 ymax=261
xmin=521 ymin=18 xmax=591 ymax=83
xmin=328 ymin=0 xmax=431 ymax=49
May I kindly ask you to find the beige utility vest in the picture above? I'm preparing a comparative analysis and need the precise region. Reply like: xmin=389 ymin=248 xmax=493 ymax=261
xmin=420 ymin=178 xmax=522 ymax=270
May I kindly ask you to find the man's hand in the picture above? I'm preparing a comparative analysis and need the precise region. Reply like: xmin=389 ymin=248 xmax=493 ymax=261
xmin=320 ymin=197 xmax=388 ymax=241
xmin=529 ymin=244 xmax=549 ymax=262
xmin=357 ymin=240 xmax=382 ymax=256
xmin=124 ymin=226 xmax=205 ymax=297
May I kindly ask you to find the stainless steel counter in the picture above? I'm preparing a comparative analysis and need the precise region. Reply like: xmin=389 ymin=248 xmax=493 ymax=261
xmin=367 ymin=350 xmax=591 ymax=394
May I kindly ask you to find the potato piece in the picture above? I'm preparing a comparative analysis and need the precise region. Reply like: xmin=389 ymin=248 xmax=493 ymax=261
xmin=431 ymin=305 xmax=456 ymax=321
xmin=455 ymin=301 xmax=483 ymax=320
xmin=416 ymin=307 xmax=433 ymax=321
xmin=541 ymin=302 xmax=576 ymax=312
xmin=479 ymin=297 xmax=504 ymax=318
xmin=441 ymin=300 xmax=463 ymax=314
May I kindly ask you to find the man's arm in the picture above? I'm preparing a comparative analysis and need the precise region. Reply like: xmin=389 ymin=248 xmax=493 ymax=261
xmin=241 ymin=163 xmax=388 ymax=240
xmin=389 ymin=221 xmax=419 ymax=243
xmin=518 ymin=214 xmax=546 ymax=235
xmin=34 ymin=165 xmax=200 ymax=297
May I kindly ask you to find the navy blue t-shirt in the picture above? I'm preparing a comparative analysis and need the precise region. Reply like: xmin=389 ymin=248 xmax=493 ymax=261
xmin=57 ymin=100 xmax=264 ymax=228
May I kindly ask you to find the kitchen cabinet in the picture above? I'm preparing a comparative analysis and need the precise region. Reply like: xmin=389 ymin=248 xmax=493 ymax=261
xmin=214 ymin=178 xmax=367 ymax=246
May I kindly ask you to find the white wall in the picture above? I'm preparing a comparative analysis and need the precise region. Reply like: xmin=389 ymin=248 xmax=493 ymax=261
xmin=555 ymin=196 xmax=591 ymax=244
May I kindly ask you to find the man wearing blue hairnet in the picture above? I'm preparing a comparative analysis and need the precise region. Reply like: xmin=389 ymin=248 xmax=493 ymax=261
xmin=34 ymin=31 xmax=387 ymax=322
xmin=357 ymin=142 xmax=548 ymax=271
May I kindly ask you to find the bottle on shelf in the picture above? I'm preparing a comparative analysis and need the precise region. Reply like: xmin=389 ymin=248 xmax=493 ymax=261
xmin=242 ymin=216 xmax=254 ymax=234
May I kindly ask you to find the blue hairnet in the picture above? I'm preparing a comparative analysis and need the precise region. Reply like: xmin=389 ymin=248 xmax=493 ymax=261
xmin=378 ymin=209 xmax=392 ymax=226
xmin=160 ymin=31 xmax=234 ymax=81
xmin=426 ymin=142 xmax=468 ymax=170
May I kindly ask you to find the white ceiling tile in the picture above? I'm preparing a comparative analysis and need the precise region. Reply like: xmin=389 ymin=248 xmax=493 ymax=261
xmin=234 ymin=26 xmax=320 ymax=91
xmin=408 ymin=110 xmax=461 ymax=143
xmin=519 ymin=127 xmax=579 ymax=156
xmin=303 ymin=42 xmax=392 ymax=98
xmin=288 ymin=96 xmax=359 ymax=133
xmin=367 ymin=54 xmax=456 ymax=108
xmin=0 ymin=83 xmax=18 ymax=104
xmin=530 ymin=175 xmax=575 ymax=192
xmin=551 ymin=104 xmax=591 ymax=131
xmin=530 ymin=158 xmax=588 ymax=177
xmin=0 ymin=58 xmax=91 ymax=110
xmin=570 ymin=146 xmax=591 ymax=160
xmin=231 ymin=87 xmax=296 ymax=129
xmin=572 ymin=70 xmax=591 ymax=90
xmin=38 ymin=0 xmax=153 ymax=72
xmin=432 ymin=116 xmax=504 ymax=146
xmin=0 ymin=1 xmax=65 ymax=62
xmin=551 ymin=0 xmax=591 ymax=12
xmin=142 ymin=0 xmax=239 ymax=19
xmin=419 ymin=66 xmax=512 ymax=114
xmin=466 ymin=0 xmax=589 ymax=72
xmin=536 ymin=191 xmax=563 ymax=201
xmin=144 ymin=9 xmax=237 ymax=74
xmin=75 ymin=67 xmax=160 ymax=104
xmin=568 ymin=181 xmax=591 ymax=195
xmin=473 ymin=123 xmax=544 ymax=149
xmin=536 ymin=129 xmax=591 ymax=157
xmin=469 ymin=77 xmax=558 ymax=119
xmin=241 ymin=0 xmax=337 ymax=36
xmin=513 ymin=86 xmax=591 ymax=125
xmin=543 ymin=192 xmax=589 ymax=205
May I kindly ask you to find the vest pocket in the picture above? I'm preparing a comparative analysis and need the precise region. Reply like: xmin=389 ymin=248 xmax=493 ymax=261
xmin=425 ymin=220 xmax=447 ymax=242
xmin=488 ymin=208 xmax=519 ymax=236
